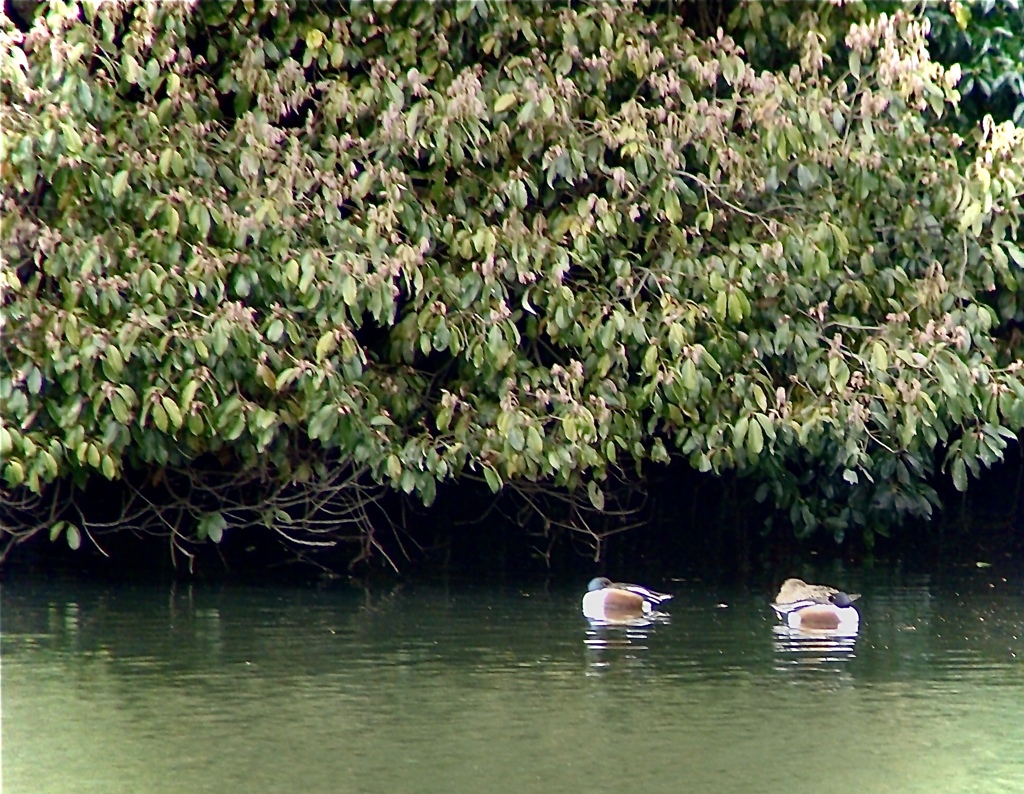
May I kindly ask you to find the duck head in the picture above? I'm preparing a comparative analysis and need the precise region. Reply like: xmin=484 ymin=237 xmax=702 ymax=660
xmin=830 ymin=591 xmax=859 ymax=608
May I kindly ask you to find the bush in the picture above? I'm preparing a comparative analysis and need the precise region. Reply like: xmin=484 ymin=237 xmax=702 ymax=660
xmin=3 ymin=1 xmax=1024 ymax=565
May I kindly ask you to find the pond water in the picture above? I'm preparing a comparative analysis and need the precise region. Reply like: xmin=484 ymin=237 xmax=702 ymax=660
xmin=4 ymin=565 xmax=1024 ymax=793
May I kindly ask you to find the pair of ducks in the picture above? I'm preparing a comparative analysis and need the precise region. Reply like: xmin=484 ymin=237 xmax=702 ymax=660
xmin=583 ymin=576 xmax=860 ymax=632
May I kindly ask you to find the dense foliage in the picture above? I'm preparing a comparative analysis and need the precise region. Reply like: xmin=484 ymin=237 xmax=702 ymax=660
xmin=3 ymin=0 xmax=1024 ymax=566
xmin=925 ymin=0 xmax=1024 ymax=128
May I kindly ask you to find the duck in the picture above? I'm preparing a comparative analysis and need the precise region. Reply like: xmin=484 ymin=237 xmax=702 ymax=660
xmin=771 ymin=578 xmax=860 ymax=632
xmin=582 ymin=577 xmax=673 ymax=621
xmin=774 ymin=577 xmax=847 ymax=605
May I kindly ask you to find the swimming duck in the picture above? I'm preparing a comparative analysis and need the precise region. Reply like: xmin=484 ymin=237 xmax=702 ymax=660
xmin=771 ymin=578 xmax=860 ymax=632
xmin=582 ymin=577 xmax=673 ymax=621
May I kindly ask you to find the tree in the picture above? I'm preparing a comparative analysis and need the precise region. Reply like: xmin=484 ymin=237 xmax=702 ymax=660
xmin=3 ymin=1 xmax=1024 ymax=567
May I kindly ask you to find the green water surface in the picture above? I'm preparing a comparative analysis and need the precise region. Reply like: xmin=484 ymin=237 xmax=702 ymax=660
xmin=4 ymin=567 xmax=1023 ymax=793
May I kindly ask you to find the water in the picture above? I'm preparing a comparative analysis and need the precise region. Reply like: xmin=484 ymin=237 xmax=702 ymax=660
xmin=4 ymin=566 xmax=1024 ymax=793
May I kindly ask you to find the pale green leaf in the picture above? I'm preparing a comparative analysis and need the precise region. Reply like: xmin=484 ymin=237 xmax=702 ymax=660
xmin=494 ymin=93 xmax=517 ymax=113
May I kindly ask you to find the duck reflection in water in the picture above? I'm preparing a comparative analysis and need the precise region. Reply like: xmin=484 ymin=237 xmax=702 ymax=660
xmin=583 ymin=615 xmax=671 ymax=673
xmin=772 ymin=623 xmax=858 ymax=668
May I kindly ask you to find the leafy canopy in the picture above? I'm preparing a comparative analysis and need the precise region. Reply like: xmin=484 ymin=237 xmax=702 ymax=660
xmin=3 ymin=0 xmax=1024 ymax=562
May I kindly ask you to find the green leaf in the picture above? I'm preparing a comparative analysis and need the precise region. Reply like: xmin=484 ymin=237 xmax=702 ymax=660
xmin=316 ymin=331 xmax=337 ymax=361
xmin=871 ymin=342 xmax=888 ymax=371
xmin=587 ymin=480 xmax=606 ymax=511
xmin=4 ymin=460 xmax=25 ymax=486
xmin=305 ymin=28 xmax=325 ymax=50
xmin=494 ymin=93 xmax=517 ymax=113
xmin=753 ymin=384 xmax=767 ymax=412
xmin=681 ymin=358 xmax=698 ymax=391
xmin=253 ymin=408 xmax=277 ymax=430
xmin=341 ymin=275 xmax=357 ymax=306
xmin=180 ymin=379 xmax=200 ymax=413
xmin=714 ymin=290 xmax=728 ymax=321
xmin=701 ymin=349 xmax=721 ymax=375
xmin=66 ymin=524 xmax=82 ymax=550
xmin=935 ymin=361 xmax=959 ymax=399
xmin=39 ymin=450 xmax=58 ymax=479
xmin=104 ymin=345 xmax=124 ymax=378
xmin=111 ymin=170 xmax=130 ymax=198
xmin=193 ymin=204 xmax=211 ymax=239
xmin=483 ymin=464 xmax=502 ymax=493
xmin=959 ymin=201 xmax=981 ymax=234
xmin=162 ymin=396 xmax=183 ymax=429
xmin=668 ymin=323 xmax=685 ymax=355
xmin=746 ymin=416 xmax=764 ymax=457
xmin=49 ymin=520 xmax=67 ymax=542
xmin=511 ymin=181 xmax=528 ymax=209
xmin=1006 ymin=243 xmax=1024 ymax=268
xmin=642 ymin=345 xmax=659 ymax=375
xmin=727 ymin=291 xmax=745 ymax=323
xmin=755 ymin=413 xmax=776 ymax=441
xmin=330 ymin=42 xmax=345 ymax=67
xmin=165 ymin=205 xmax=180 ymax=237
xmin=307 ymin=405 xmax=337 ymax=441
xmin=663 ymin=191 xmax=682 ymax=223
xmin=62 ymin=123 xmax=83 ymax=153
xmin=527 ymin=425 xmax=544 ymax=456
xmin=951 ymin=456 xmax=968 ymax=492
xmin=152 ymin=401 xmax=169 ymax=432
xmin=109 ymin=392 xmax=129 ymax=423
xmin=223 ymin=413 xmax=247 ymax=441
xmin=733 ymin=415 xmax=749 ymax=449
xmin=198 ymin=511 xmax=227 ymax=543
xmin=797 ymin=164 xmax=813 ymax=191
